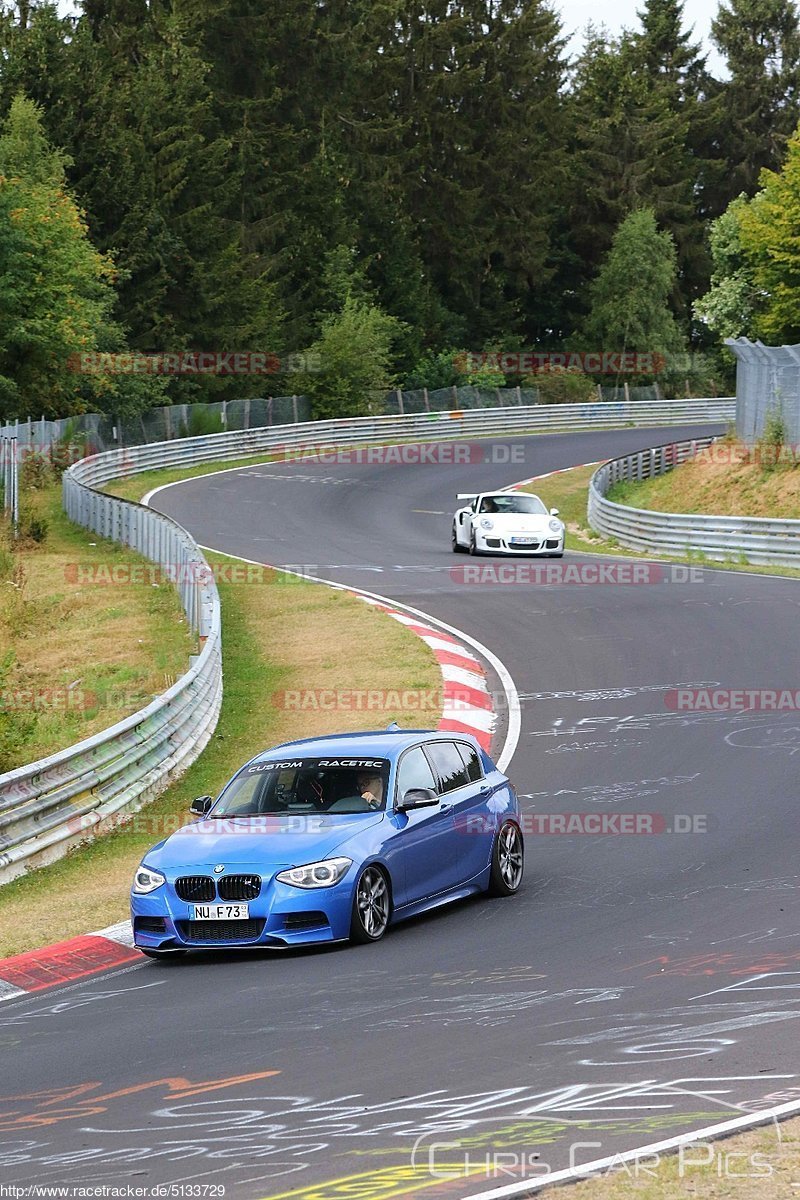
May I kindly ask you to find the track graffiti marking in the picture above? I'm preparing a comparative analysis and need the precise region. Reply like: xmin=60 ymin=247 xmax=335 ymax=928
xmin=260 ymin=1164 xmax=487 ymax=1200
xmin=520 ymin=683 xmax=718 ymax=704
xmin=626 ymin=950 xmax=800 ymax=979
xmin=0 ymin=1072 xmax=281 ymax=1132
xmin=725 ymin=724 xmax=800 ymax=753
xmin=521 ymin=774 xmax=700 ymax=806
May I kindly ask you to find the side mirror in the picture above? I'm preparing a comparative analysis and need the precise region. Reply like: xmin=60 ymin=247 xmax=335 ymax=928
xmin=550 ymin=508 xmax=560 ymax=517
xmin=398 ymin=787 xmax=439 ymax=812
xmin=190 ymin=795 xmax=213 ymax=816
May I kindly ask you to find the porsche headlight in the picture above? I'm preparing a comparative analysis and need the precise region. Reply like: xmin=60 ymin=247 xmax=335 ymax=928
xmin=276 ymin=857 xmax=352 ymax=889
xmin=548 ymin=519 xmax=563 ymax=533
xmin=479 ymin=518 xmax=494 ymax=530
xmin=133 ymin=864 xmax=165 ymax=894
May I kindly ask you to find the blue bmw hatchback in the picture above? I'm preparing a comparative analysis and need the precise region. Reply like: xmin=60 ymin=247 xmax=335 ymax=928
xmin=131 ymin=728 xmax=523 ymax=957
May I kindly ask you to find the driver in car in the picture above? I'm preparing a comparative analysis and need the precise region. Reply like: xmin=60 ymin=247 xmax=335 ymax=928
xmin=358 ymin=771 xmax=384 ymax=809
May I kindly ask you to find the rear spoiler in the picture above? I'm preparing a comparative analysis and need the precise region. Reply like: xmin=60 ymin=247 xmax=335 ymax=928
xmin=457 ymin=493 xmax=478 ymax=501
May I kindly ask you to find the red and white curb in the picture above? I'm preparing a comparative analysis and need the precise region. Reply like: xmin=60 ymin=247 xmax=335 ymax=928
xmin=354 ymin=596 xmax=496 ymax=750
xmin=0 ymin=920 xmax=139 ymax=1002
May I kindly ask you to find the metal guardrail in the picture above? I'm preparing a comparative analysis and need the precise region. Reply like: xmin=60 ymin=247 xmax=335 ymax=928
xmin=588 ymin=437 xmax=800 ymax=567
xmin=68 ymin=399 xmax=737 ymax=490
xmin=0 ymin=397 xmax=732 ymax=884
xmin=2 ymin=389 xmax=732 ymax=455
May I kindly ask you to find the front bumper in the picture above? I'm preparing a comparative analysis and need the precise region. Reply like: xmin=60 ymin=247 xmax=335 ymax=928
xmin=474 ymin=532 xmax=564 ymax=555
xmin=131 ymin=869 xmax=356 ymax=951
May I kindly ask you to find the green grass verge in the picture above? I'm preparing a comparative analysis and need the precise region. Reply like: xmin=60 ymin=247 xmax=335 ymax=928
xmin=605 ymin=439 xmax=800 ymax=521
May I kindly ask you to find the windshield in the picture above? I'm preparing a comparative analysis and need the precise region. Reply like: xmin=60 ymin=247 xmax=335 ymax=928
xmin=211 ymin=757 xmax=391 ymax=816
xmin=480 ymin=494 xmax=548 ymax=515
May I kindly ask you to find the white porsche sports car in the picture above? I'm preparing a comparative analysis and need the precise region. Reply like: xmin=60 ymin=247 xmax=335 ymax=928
xmin=452 ymin=491 xmax=565 ymax=556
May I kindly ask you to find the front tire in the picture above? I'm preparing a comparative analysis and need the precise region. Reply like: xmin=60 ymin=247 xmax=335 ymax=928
xmin=488 ymin=822 xmax=524 ymax=896
xmin=350 ymin=865 xmax=391 ymax=943
xmin=469 ymin=528 xmax=479 ymax=555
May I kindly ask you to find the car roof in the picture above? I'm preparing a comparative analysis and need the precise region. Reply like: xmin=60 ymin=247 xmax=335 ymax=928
xmin=250 ymin=729 xmax=462 ymax=763
xmin=483 ymin=491 xmax=540 ymax=500
xmin=461 ymin=490 xmax=539 ymax=502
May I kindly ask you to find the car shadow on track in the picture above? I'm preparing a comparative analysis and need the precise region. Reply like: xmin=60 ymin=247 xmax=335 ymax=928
xmin=138 ymin=889 xmax=524 ymax=968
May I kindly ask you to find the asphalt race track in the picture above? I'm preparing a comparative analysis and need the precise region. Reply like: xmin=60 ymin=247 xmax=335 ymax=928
xmin=5 ymin=423 xmax=800 ymax=1199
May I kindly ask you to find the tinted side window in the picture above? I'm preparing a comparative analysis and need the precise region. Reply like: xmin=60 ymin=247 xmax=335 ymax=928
xmin=456 ymin=742 xmax=483 ymax=783
xmin=396 ymin=746 xmax=438 ymax=805
xmin=426 ymin=741 xmax=471 ymax=794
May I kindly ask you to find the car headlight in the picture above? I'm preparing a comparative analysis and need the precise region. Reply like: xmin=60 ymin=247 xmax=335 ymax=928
xmin=133 ymin=865 xmax=166 ymax=895
xmin=276 ymin=857 xmax=352 ymax=889
xmin=479 ymin=518 xmax=494 ymax=530
xmin=548 ymin=518 xmax=563 ymax=533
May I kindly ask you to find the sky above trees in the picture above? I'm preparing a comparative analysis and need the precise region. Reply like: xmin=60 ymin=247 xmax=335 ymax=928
xmin=561 ymin=0 xmax=726 ymax=75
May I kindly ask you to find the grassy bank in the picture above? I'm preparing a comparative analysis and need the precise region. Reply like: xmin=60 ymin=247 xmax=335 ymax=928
xmin=0 ymin=479 xmax=192 ymax=774
xmin=606 ymin=439 xmax=800 ymax=519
